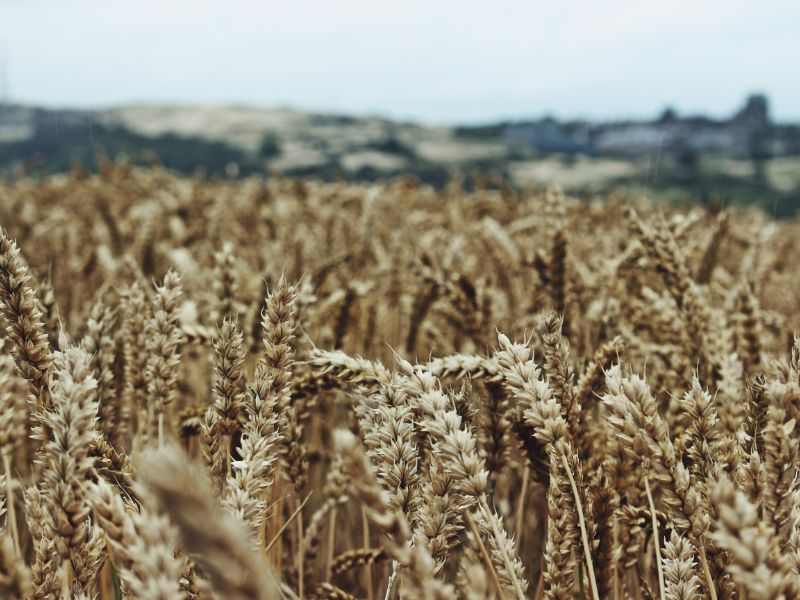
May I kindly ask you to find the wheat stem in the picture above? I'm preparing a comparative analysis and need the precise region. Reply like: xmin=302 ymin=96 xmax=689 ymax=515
xmin=561 ymin=451 xmax=600 ymax=600
xmin=383 ymin=560 xmax=399 ymax=600
xmin=514 ymin=467 xmax=529 ymax=544
xmin=362 ymin=506 xmax=373 ymax=600
xmin=2 ymin=450 xmax=20 ymax=558
xmin=326 ymin=506 xmax=337 ymax=582
xmin=465 ymin=509 xmax=506 ymax=600
xmin=265 ymin=492 xmax=312 ymax=553
xmin=644 ymin=475 xmax=665 ymax=600
xmin=61 ymin=559 xmax=72 ymax=599
xmin=697 ymin=541 xmax=718 ymax=600
xmin=297 ymin=509 xmax=305 ymax=600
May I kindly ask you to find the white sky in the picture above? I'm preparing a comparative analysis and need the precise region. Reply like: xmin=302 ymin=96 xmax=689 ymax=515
xmin=2 ymin=0 xmax=798 ymax=124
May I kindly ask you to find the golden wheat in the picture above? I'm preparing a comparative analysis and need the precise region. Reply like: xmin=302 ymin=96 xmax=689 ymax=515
xmin=0 ymin=164 xmax=798 ymax=599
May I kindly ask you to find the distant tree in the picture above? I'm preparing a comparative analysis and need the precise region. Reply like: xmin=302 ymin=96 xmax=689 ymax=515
xmin=559 ymin=153 xmax=578 ymax=167
xmin=748 ymin=128 xmax=771 ymax=185
xmin=676 ymin=144 xmax=700 ymax=174
xmin=368 ymin=136 xmax=415 ymax=158
xmin=658 ymin=107 xmax=678 ymax=123
xmin=735 ymin=94 xmax=770 ymax=127
xmin=781 ymin=125 xmax=800 ymax=155
xmin=259 ymin=134 xmax=282 ymax=158
xmin=0 ymin=119 xmax=255 ymax=177
xmin=453 ymin=124 xmax=505 ymax=139
xmin=734 ymin=94 xmax=773 ymax=184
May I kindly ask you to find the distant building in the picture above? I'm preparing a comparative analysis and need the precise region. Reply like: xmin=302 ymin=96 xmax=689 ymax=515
xmin=592 ymin=120 xmax=746 ymax=157
xmin=503 ymin=117 xmax=592 ymax=154
xmin=503 ymin=94 xmax=775 ymax=160
xmin=0 ymin=105 xmax=39 ymax=143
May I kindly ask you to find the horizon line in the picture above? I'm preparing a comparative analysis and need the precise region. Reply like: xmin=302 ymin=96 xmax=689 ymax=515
xmin=2 ymin=93 xmax=797 ymax=128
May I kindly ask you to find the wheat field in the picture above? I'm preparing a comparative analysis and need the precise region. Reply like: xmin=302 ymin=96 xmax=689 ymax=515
xmin=0 ymin=164 xmax=799 ymax=600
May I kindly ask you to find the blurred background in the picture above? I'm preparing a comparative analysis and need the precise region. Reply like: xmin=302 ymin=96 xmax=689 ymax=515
xmin=2 ymin=0 xmax=799 ymax=214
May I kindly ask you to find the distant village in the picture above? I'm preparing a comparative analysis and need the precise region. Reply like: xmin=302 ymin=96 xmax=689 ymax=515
xmin=500 ymin=94 xmax=799 ymax=161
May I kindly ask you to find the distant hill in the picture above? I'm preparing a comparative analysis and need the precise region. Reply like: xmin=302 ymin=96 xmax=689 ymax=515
xmin=2 ymin=95 xmax=800 ymax=215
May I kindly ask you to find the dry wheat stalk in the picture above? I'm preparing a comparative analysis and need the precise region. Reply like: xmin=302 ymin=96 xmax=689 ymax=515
xmin=0 ymin=230 xmax=53 ymax=409
xmin=0 ymin=168 xmax=799 ymax=599
xmin=144 ymin=270 xmax=183 ymax=445
xmin=137 ymin=444 xmax=281 ymax=600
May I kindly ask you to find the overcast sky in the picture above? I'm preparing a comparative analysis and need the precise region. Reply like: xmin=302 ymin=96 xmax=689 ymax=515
xmin=2 ymin=0 xmax=798 ymax=124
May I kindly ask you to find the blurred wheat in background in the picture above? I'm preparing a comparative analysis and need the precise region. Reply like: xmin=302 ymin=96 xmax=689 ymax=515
xmin=0 ymin=163 xmax=798 ymax=599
